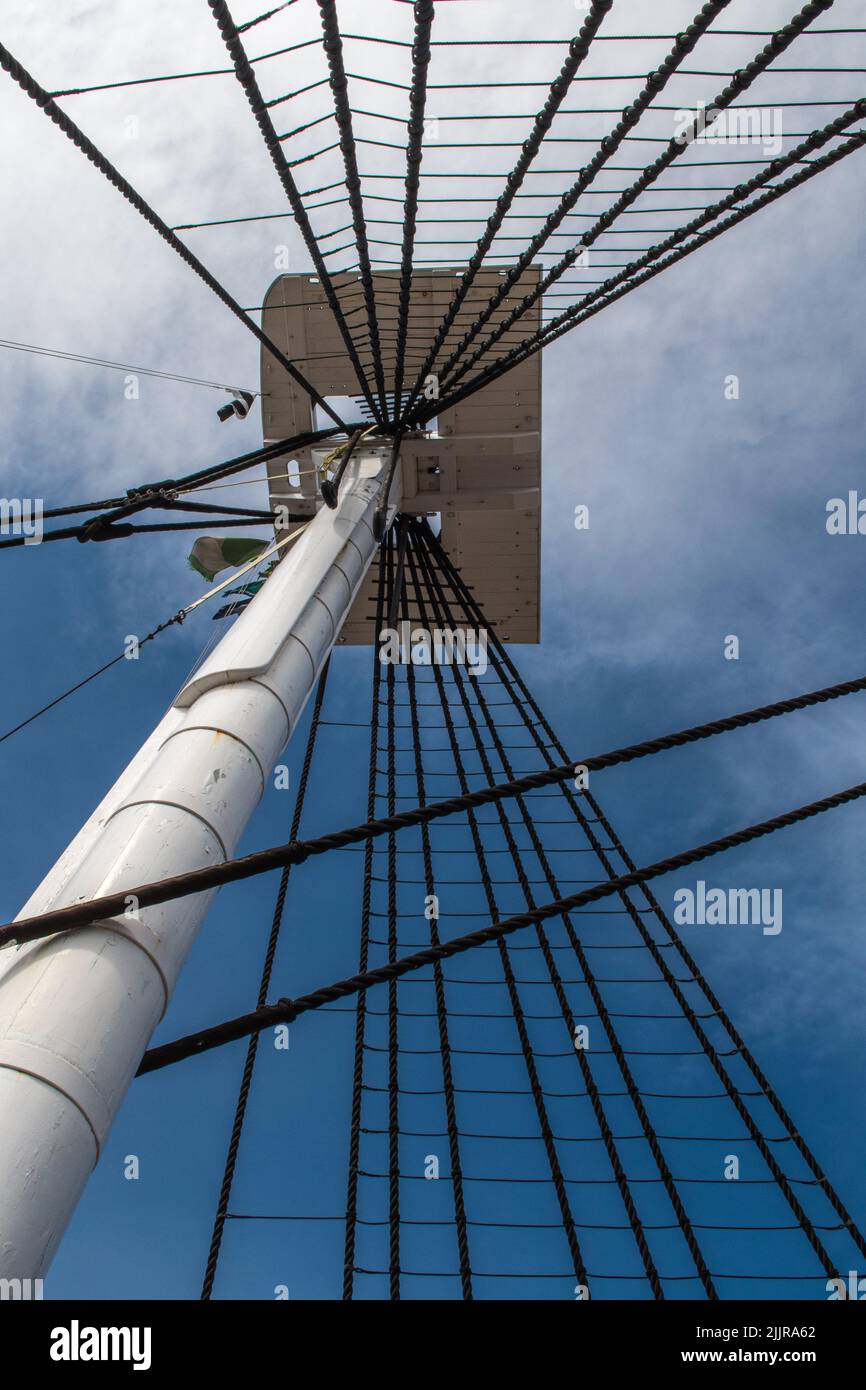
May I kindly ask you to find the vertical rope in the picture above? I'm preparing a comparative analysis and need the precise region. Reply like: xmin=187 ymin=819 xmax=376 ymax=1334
xmin=409 ymin=531 xmax=589 ymax=1291
xmin=317 ymin=0 xmax=390 ymax=422
xmin=200 ymin=658 xmax=331 ymax=1300
xmin=403 ymin=537 xmax=473 ymax=1298
xmin=207 ymin=0 xmax=381 ymax=424
xmin=0 ymin=36 xmax=346 ymax=429
xmin=414 ymin=524 xmax=716 ymax=1298
xmin=384 ymin=528 xmax=402 ymax=1299
xmin=585 ymin=793 xmax=866 ymax=1266
xmin=399 ymin=0 xmax=613 ymax=426
xmin=392 ymin=1 xmax=435 ymax=426
xmin=425 ymin=522 xmax=848 ymax=1282
xmin=423 ymin=0 xmax=833 ymax=407
xmin=341 ymin=547 xmax=389 ymax=1298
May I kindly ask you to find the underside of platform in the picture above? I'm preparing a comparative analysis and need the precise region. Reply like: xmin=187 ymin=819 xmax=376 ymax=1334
xmin=259 ymin=268 xmax=542 ymax=644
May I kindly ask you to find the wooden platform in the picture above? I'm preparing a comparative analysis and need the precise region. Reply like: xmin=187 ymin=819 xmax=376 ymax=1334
xmin=260 ymin=268 xmax=542 ymax=643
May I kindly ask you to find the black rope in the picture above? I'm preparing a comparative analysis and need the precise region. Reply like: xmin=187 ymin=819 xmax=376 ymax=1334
xmin=12 ymin=660 xmax=866 ymax=942
xmin=412 ymin=531 xmax=712 ymax=1298
xmin=206 ymin=0 xmax=380 ymax=424
xmin=0 ymin=41 xmax=345 ymax=429
xmin=2 ymin=514 xmax=278 ymax=549
xmin=414 ymin=0 xmax=834 ymax=414
xmin=429 ymin=528 xmax=866 ymax=1280
xmin=341 ymin=530 xmax=388 ymax=1299
xmin=584 ymin=794 xmax=866 ymax=1265
xmin=320 ymin=427 xmax=369 ymax=508
xmin=404 ymin=538 xmax=588 ymax=1290
xmin=317 ymin=0 xmax=388 ymax=422
xmin=391 ymin=1 xmax=435 ymax=426
xmin=138 ymin=777 xmax=866 ymax=1074
xmin=0 ymin=427 xmax=347 ymax=550
xmin=373 ymin=433 xmax=404 ymax=542
xmin=200 ymin=659 xmax=330 ymax=1300
xmin=403 ymin=0 xmax=735 ymax=413
xmin=439 ymin=101 xmax=866 ymax=404
xmin=398 ymin=0 xmax=613 ymax=426
xmin=427 ymin=122 xmax=866 ymax=421
xmin=384 ymin=531 xmax=401 ymax=1299
xmin=401 ymin=538 xmax=473 ymax=1296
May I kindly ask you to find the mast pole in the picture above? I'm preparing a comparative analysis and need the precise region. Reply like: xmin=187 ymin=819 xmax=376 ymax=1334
xmin=0 ymin=446 xmax=399 ymax=1279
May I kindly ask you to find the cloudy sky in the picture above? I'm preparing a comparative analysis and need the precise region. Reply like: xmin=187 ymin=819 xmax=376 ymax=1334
xmin=1 ymin=0 xmax=865 ymax=1300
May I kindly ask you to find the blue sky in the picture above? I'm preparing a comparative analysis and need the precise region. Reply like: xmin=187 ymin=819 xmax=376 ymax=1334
xmin=1 ymin=0 xmax=866 ymax=1300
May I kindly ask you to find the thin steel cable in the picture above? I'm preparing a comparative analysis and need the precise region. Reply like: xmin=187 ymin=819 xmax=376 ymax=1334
xmin=0 ymin=614 xmax=186 ymax=746
xmin=0 ymin=40 xmax=345 ymax=429
xmin=200 ymin=659 xmax=330 ymax=1300
xmin=0 ymin=338 xmax=258 ymax=396
xmin=238 ymin=1 xmax=298 ymax=32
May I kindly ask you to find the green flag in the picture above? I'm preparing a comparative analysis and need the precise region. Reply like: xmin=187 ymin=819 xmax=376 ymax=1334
xmin=187 ymin=536 xmax=269 ymax=583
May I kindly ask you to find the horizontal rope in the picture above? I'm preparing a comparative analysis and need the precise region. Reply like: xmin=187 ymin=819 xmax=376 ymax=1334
xmin=138 ymin=774 xmax=866 ymax=1074
xmin=5 ymin=663 xmax=866 ymax=946
xmin=0 ymin=42 xmax=345 ymax=427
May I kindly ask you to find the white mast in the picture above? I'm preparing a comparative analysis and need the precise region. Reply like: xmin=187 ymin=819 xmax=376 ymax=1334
xmin=0 ymin=446 xmax=398 ymax=1279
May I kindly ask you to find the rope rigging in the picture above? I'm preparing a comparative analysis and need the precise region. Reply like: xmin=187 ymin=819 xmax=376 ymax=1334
xmin=420 ymin=108 xmax=866 ymax=419
xmin=2 ymin=0 xmax=865 ymax=1305
xmin=317 ymin=0 xmax=390 ymax=422
xmin=200 ymin=658 xmax=331 ymax=1301
xmin=398 ymin=0 xmax=614 ymax=424
xmin=0 ymin=41 xmax=346 ymax=428
xmin=391 ymin=1 xmax=435 ymax=424
xmin=207 ymin=0 xmax=383 ymax=424
xmin=130 ymin=521 xmax=866 ymax=1299
xmin=9 ymin=653 xmax=866 ymax=944
xmin=0 ymin=426 xmax=347 ymax=550
xmin=27 ymin=0 xmax=849 ymax=439
xmin=0 ymin=519 xmax=312 ymax=744
xmin=404 ymin=0 xmax=836 ymax=420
